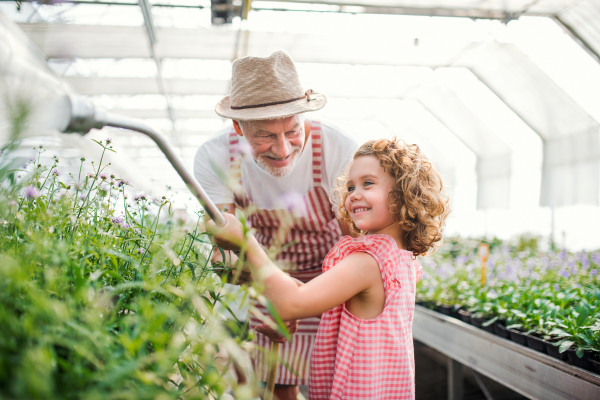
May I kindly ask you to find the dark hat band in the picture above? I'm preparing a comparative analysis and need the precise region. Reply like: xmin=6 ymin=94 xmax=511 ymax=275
xmin=230 ymin=90 xmax=314 ymax=110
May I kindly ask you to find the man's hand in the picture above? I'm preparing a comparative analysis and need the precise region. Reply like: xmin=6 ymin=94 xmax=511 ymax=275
xmin=255 ymin=317 xmax=299 ymax=343
xmin=207 ymin=212 xmax=245 ymax=252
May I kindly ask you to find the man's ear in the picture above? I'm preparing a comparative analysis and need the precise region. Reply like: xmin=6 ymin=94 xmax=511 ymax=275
xmin=232 ymin=120 xmax=243 ymax=137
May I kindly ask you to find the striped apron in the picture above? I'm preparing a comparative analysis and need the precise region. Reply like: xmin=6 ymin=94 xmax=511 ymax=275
xmin=229 ymin=120 xmax=341 ymax=385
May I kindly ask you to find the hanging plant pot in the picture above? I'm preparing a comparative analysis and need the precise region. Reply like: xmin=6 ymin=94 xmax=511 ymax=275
xmin=566 ymin=349 xmax=594 ymax=371
xmin=546 ymin=340 xmax=568 ymax=361
xmin=508 ymin=329 xmax=528 ymax=346
xmin=458 ymin=309 xmax=471 ymax=323
xmin=525 ymin=334 xmax=547 ymax=354
xmin=494 ymin=322 xmax=511 ymax=339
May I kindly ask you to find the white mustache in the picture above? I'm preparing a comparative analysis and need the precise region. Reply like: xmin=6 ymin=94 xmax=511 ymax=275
xmin=258 ymin=145 xmax=302 ymax=160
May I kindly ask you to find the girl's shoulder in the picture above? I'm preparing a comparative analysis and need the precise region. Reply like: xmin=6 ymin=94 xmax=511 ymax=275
xmin=323 ymin=234 xmax=414 ymax=272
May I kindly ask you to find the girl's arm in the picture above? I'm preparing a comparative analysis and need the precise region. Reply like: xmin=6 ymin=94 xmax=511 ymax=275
xmin=209 ymin=213 xmax=382 ymax=321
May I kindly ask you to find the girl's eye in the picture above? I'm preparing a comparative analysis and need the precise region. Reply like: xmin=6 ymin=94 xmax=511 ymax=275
xmin=364 ymin=181 xmax=373 ymax=187
xmin=347 ymin=186 xmax=355 ymax=192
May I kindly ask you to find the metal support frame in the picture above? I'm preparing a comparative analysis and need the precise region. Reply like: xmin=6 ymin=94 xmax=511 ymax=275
xmin=136 ymin=0 xmax=177 ymax=134
xmin=448 ymin=358 xmax=464 ymax=400
xmin=413 ymin=306 xmax=600 ymax=400
xmin=552 ymin=15 xmax=600 ymax=65
xmin=472 ymin=369 xmax=496 ymax=400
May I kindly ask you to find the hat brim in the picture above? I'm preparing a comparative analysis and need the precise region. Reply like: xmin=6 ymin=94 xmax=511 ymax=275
xmin=214 ymin=92 xmax=327 ymax=121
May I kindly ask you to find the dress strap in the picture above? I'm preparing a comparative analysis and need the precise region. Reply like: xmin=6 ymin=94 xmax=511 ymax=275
xmin=310 ymin=120 xmax=323 ymax=187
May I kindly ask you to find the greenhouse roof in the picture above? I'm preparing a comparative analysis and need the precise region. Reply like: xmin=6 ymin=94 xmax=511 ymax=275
xmin=1 ymin=0 xmax=599 ymax=231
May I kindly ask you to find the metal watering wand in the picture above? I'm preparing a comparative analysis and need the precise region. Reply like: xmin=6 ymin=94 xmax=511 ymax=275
xmin=58 ymin=96 xmax=281 ymax=399
xmin=58 ymin=96 xmax=226 ymax=226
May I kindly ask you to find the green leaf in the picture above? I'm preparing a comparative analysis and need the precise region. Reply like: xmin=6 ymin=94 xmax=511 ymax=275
xmin=576 ymin=348 xmax=584 ymax=358
xmin=576 ymin=307 xmax=589 ymax=326
xmin=548 ymin=328 xmax=571 ymax=338
xmin=558 ymin=340 xmax=574 ymax=353
xmin=264 ymin=300 xmax=291 ymax=341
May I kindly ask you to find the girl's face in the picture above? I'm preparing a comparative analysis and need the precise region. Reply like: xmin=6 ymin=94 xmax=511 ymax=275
xmin=345 ymin=155 xmax=396 ymax=234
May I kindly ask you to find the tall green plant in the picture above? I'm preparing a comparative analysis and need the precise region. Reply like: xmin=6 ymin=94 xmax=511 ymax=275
xmin=0 ymin=135 xmax=256 ymax=399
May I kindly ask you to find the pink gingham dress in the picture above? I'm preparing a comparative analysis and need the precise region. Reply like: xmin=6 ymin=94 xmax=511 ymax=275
xmin=309 ymin=234 xmax=422 ymax=400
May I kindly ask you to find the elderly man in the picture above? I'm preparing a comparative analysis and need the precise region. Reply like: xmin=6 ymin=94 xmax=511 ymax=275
xmin=194 ymin=50 xmax=357 ymax=399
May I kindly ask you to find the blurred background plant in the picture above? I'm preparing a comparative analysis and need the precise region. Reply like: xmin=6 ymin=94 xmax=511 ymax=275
xmin=0 ymin=111 xmax=257 ymax=399
xmin=417 ymin=234 xmax=600 ymax=360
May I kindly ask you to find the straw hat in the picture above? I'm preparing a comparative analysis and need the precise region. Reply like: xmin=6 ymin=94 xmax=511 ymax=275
xmin=215 ymin=50 xmax=327 ymax=121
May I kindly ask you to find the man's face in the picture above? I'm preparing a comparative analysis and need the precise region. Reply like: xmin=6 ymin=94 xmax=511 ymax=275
xmin=239 ymin=114 xmax=305 ymax=177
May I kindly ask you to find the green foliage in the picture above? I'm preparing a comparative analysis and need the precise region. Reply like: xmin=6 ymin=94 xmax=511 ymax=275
xmin=0 ymin=140 xmax=256 ymax=399
xmin=417 ymin=235 xmax=600 ymax=358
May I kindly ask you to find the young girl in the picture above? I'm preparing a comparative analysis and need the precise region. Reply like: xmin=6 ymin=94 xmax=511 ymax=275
xmin=209 ymin=138 xmax=449 ymax=399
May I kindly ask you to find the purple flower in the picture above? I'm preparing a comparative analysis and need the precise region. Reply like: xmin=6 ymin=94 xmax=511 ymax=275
xmin=456 ymin=255 xmax=469 ymax=266
xmin=559 ymin=269 xmax=570 ymax=279
xmin=106 ymin=138 xmax=112 ymax=145
xmin=560 ymin=249 xmax=567 ymax=261
xmin=52 ymin=169 xmax=61 ymax=177
xmin=111 ymin=216 xmax=125 ymax=225
xmin=280 ymin=191 xmax=306 ymax=215
xmin=24 ymin=185 xmax=40 ymax=199
xmin=592 ymin=253 xmax=600 ymax=265
xmin=233 ymin=141 xmax=253 ymax=157
xmin=99 ymin=173 xmax=108 ymax=181
xmin=136 ymin=248 xmax=145 ymax=254
xmin=591 ymin=269 xmax=598 ymax=277
xmin=86 ymin=172 xmax=96 ymax=179
xmin=554 ymin=283 xmax=560 ymax=291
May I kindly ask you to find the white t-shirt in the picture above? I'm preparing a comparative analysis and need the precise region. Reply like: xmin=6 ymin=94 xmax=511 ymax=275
xmin=193 ymin=119 xmax=358 ymax=210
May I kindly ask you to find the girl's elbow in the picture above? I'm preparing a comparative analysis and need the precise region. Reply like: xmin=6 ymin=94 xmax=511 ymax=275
xmin=277 ymin=299 xmax=304 ymax=321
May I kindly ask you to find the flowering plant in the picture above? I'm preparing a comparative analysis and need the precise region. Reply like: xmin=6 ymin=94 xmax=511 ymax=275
xmin=0 ymin=139 xmax=256 ymax=399
xmin=417 ymin=235 xmax=600 ymax=359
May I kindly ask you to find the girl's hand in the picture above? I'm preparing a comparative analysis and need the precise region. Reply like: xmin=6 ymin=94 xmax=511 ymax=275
xmin=207 ymin=212 xmax=245 ymax=251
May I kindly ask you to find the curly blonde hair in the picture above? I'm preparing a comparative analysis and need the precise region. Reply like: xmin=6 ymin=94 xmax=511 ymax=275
xmin=336 ymin=138 xmax=450 ymax=256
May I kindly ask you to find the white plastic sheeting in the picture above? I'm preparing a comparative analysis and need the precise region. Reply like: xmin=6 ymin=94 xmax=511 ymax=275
xmin=453 ymin=42 xmax=600 ymax=207
xmin=409 ymin=86 xmax=511 ymax=210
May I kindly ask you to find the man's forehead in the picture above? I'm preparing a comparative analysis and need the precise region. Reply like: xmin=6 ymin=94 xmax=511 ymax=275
xmin=246 ymin=114 xmax=304 ymax=133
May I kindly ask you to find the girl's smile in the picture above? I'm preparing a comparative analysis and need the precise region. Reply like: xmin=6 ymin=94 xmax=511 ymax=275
xmin=345 ymin=156 xmax=396 ymax=234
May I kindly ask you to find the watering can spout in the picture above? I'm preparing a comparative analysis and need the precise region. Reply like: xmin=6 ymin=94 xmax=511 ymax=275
xmin=60 ymin=95 xmax=226 ymax=226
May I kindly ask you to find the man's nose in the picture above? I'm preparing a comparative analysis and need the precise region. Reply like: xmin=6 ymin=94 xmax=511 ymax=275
xmin=271 ymin=134 xmax=291 ymax=157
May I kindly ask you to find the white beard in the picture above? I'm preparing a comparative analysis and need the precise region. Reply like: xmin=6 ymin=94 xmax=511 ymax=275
xmin=256 ymin=146 xmax=302 ymax=177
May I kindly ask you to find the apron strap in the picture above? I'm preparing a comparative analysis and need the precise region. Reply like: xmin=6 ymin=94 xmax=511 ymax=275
xmin=310 ymin=120 xmax=323 ymax=188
